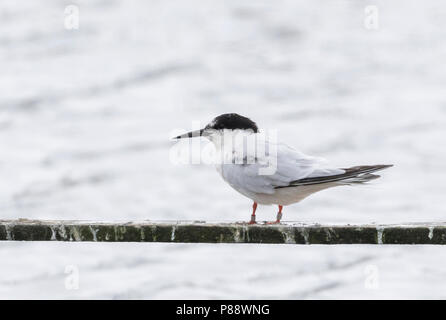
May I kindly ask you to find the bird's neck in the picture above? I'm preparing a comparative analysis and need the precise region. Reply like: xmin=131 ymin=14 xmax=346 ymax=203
xmin=207 ymin=129 xmax=255 ymax=150
xmin=207 ymin=130 xmax=260 ymax=166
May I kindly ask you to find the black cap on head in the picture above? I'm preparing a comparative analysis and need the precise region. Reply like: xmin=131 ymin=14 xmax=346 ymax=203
xmin=173 ymin=113 xmax=258 ymax=139
xmin=206 ymin=113 xmax=258 ymax=133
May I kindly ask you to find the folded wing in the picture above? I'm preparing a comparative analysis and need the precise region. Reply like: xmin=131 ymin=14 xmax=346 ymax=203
xmin=275 ymin=164 xmax=393 ymax=188
xmin=220 ymin=139 xmax=345 ymax=194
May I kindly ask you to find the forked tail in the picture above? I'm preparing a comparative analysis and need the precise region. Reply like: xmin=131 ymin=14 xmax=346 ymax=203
xmin=335 ymin=164 xmax=393 ymax=184
xmin=276 ymin=164 xmax=393 ymax=188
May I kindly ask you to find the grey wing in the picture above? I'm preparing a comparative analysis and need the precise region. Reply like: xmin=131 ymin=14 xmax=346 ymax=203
xmin=221 ymin=142 xmax=343 ymax=194
xmin=275 ymin=164 xmax=393 ymax=188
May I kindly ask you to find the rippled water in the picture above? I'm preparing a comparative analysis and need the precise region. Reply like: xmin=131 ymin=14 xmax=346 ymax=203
xmin=1 ymin=0 xmax=446 ymax=298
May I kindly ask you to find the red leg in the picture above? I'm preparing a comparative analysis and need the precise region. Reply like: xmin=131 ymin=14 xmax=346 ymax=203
xmin=249 ymin=202 xmax=258 ymax=224
xmin=266 ymin=205 xmax=283 ymax=224
xmin=277 ymin=205 xmax=283 ymax=222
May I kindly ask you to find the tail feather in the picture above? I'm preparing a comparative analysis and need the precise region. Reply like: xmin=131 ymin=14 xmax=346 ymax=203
xmin=276 ymin=164 xmax=393 ymax=188
xmin=338 ymin=173 xmax=381 ymax=184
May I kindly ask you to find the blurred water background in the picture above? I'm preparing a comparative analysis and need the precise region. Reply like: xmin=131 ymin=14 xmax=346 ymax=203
xmin=1 ymin=0 xmax=446 ymax=298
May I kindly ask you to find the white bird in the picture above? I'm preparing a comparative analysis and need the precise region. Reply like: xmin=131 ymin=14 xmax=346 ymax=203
xmin=174 ymin=113 xmax=392 ymax=224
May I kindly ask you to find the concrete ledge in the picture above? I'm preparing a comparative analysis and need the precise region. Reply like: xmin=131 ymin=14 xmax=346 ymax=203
xmin=0 ymin=220 xmax=445 ymax=244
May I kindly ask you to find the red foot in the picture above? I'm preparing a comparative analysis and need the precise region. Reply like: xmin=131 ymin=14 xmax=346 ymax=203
xmin=266 ymin=205 xmax=284 ymax=224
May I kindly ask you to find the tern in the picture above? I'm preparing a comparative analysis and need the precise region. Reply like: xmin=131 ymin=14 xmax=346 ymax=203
xmin=174 ymin=113 xmax=392 ymax=224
